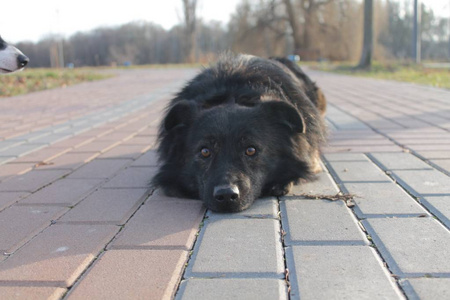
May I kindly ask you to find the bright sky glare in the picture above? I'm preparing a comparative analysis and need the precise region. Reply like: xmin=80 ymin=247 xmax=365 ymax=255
xmin=1 ymin=0 xmax=448 ymax=44
xmin=0 ymin=0 xmax=240 ymax=43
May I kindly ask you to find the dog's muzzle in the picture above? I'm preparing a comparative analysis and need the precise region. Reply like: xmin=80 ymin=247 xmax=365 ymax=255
xmin=17 ymin=54 xmax=29 ymax=68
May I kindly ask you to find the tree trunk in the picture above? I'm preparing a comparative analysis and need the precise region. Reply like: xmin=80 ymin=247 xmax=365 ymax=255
xmin=182 ymin=0 xmax=197 ymax=63
xmin=283 ymin=0 xmax=302 ymax=53
xmin=357 ymin=0 xmax=373 ymax=68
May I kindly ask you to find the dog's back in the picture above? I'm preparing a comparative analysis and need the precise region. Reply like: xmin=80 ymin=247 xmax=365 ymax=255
xmin=270 ymin=57 xmax=326 ymax=116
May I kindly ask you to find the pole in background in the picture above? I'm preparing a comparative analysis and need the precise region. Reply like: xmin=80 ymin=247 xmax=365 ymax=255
xmin=412 ymin=0 xmax=421 ymax=64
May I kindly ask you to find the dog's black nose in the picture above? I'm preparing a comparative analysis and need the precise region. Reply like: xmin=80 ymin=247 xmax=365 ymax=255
xmin=17 ymin=54 xmax=29 ymax=67
xmin=214 ymin=184 xmax=240 ymax=202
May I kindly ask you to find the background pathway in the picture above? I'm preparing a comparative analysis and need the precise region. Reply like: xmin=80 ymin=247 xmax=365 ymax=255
xmin=0 ymin=68 xmax=448 ymax=299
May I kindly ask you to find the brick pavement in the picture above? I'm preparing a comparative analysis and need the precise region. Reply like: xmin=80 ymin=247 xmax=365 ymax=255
xmin=0 ymin=68 xmax=449 ymax=299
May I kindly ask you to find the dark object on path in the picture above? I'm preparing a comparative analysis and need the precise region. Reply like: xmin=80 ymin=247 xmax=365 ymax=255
xmin=153 ymin=53 xmax=327 ymax=212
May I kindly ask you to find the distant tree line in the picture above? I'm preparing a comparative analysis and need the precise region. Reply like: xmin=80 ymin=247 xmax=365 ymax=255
xmin=15 ymin=0 xmax=450 ymax=68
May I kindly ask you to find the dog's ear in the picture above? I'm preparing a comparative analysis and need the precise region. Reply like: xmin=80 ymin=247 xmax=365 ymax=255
xmin=260 ymin=101 xmax=306 ymax=134
xmin=164 ymin=101 xmax=198 ymax=131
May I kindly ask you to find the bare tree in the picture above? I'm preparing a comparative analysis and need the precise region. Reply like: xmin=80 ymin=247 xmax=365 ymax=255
xmin=182 ymin=0 xmax=197 ymax=63
xmin=357 ymin=0 xmax=373 ymax=68
xmin=283 ymin=0 xmax=302 ymax=52
xmin=282 ymin=0 xmax=336 ymax=59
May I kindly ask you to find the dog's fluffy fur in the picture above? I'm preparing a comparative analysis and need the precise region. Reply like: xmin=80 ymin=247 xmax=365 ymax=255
xmin=0 ymin=36 xmax=29 ymax=74
xmin=154 ymin=54 xmax=327 ymax=212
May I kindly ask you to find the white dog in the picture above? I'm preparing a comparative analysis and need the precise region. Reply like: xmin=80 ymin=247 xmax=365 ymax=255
xmin=0 ymin=36 xmax=29 ymax=73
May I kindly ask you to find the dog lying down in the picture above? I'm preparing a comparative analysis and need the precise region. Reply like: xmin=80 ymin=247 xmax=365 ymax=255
xmin=0 ymin=36 xmax=29 ymax=74
xmin=154 ymin=54 xmax=327 ymax=212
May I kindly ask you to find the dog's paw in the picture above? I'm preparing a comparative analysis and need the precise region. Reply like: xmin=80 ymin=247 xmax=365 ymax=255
xmin=271 ymin=182 xmax=293 ymax=197
xmin=311 ymin=150 xmax=323 ymax=173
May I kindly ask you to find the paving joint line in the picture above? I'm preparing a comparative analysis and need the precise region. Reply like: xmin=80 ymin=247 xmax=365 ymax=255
xmin=276 ymin=197 xmax=291 ymax=299
xmin=360 ymin=220 xmax=450 ymax=279
xmin=347 ymin=95 xmax=447 ymax=132
xmin=179 ymin=272 xmax=284 ymax=279
xmin=412 ymin=152 xmax=450 ymax=177
xmin=0 ymin=79 xmax=184 ymax=165
xmin=0 ymin=122 xmax=158 ymax=213
xmin=173 ymin=208 xmax=208 ymax=298
xmin=1 ymin=144 xmax=155 ymax=255
xmin=1 ymin=176 xmax=107 ymax=256
xmin=361 ymin=90 xmax=450 ymax=127
xmin=366 ymin=154 xmax=450 ymax=231
xmin=61 ymin=189 xmax=155 ymax=299
xmin=321 ymin=157 xmax=408 ymax=299
xmin=328 ymin=102 xmax=450 ymax=177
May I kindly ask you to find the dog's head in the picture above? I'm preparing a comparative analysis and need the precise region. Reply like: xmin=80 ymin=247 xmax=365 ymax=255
xmin=0 ymin=36 xmax=29 ymax=74
xmin=163 ymin=100 xmax=308 ymax=212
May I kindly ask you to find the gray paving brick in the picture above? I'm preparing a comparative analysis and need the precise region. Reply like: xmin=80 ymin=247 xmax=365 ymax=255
xmin=0 ymin=143 xmax=47 ymax=157
xmin=0 ymin=140 xmax=24 ymax=151
xmin=410 ymin=144 xmax=450 ymax=151
xmin=281 ymin=199 xmax=367 ymax=245
xmin=207 ymin=197 xmax=278 ymax=219
xmin=324 ymin=144 xmax=402 ymax=153
xmin=417 ymin=151 xmax=450 ymax=159
xmin=362 ymin=218 xmax=450 ymax=276
xmin=284 ymin=170 xmax=339 ymax=197
xmin=327 ymin=106 xmax=371 ymax=130
xmin=51 ymin=123 xmax=71 ymax=133
xmin=7 ymin=130 xmax=51 ymax=142
xmin=286 ymin=245 xmax=402 ymax=299
xmin=328 ymin=138 xmax=394 ymax=146
xmin=326 ymin=160 xmax=390 ymax=182
xmin=185 ymin=218 xmax=284 ymax=278
xmin=177 ymin=278 xmax=288 ymax=300
xmin=391 ymin=169 xmax=450 ymax=196
xmin=401 ymin=278 xmax=450 ymax=300
xmin=342 ymin=182 xmax=427 ymax=217
xmin=422 ymin=196 xmax=450 ymax=228
xmin=328 ymin=131 xmax=385 ymax=140
xmin=430 ymin=159 xmax=450 ymax=174
xmin=369 ymin=152 xmax=433 ymax=170
xmin=323 ymin=153 xmax=370 ymax=162
xmin=32 ymin=133 xmax=70 ymax=145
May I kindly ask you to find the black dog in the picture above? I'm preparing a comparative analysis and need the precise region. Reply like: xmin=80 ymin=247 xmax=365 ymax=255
xmin=153 ymin=54 xmax=327 ymax=212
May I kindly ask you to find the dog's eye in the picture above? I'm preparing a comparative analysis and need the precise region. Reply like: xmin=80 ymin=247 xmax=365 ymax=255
xmin=245 ymin=147 xmax=256 ymax=156
xmin=201 ymin=148 xmax=211 ymax=158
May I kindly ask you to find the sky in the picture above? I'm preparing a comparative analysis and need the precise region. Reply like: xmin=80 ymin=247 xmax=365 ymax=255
xmin=1 ymin=0 xmax=448 ymax=44
xmin=0 ymin=0 xmax=241 ymax=43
